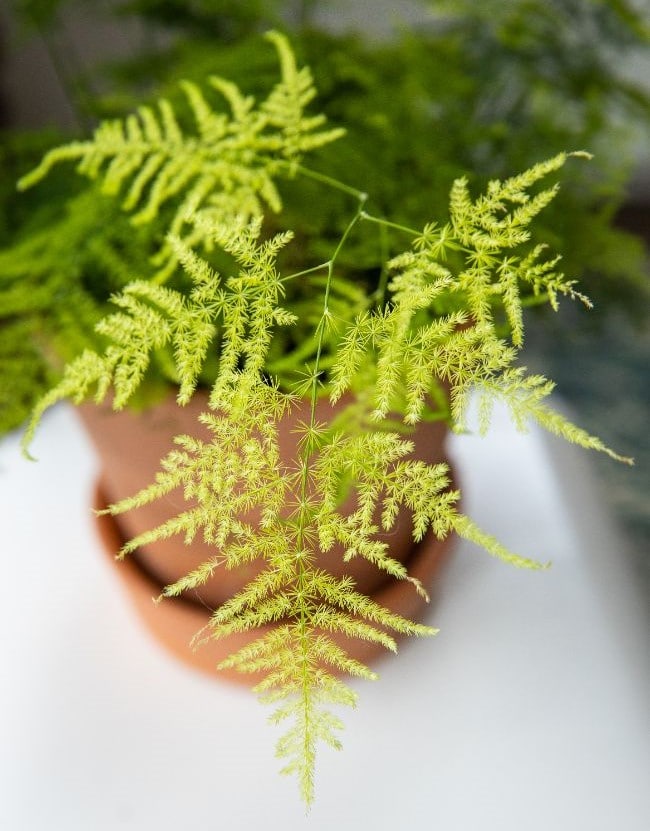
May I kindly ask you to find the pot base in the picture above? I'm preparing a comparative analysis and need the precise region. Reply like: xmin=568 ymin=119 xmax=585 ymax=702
xmin=93 ymin=481 xmax=455 ymax=685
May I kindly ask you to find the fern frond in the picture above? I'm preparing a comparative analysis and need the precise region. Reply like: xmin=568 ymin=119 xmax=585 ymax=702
xmin=202 ymin=218 xmax=295 ymax=408
xmin=22 ymin=216 xmax=296 ymax=449
xmin=305 ymin=570 xmax=436 ymax=639
xmin=209 ymin=564 xmax=296 ymax=627
xmin=531 ymin=403 xmax=633 ymax=464
xmin=106 ymin=402 xmax=290 ymax=554
xmin=472 ymin=367 xmax=633 ymax=463
xmin=315 ymin=430 xmax=453 ymax=566
xmin=451 ymin=513 xmax=549 ymax=569
xmin=270 ymin=678 xmax=345 ymax=806
xmin=18 ymin=32 xmax=343 ymax=279
xmin=21 ymin=349 xmax=112 ymax=458
xmin=331 ymin=152 xmax=594 ymax=428
xmin=262 ymin=30 xmax=345 ymax=159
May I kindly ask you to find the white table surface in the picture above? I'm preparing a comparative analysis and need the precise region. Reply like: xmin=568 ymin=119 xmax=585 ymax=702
xmin=1 ymin=400 xmax=648 ymax=830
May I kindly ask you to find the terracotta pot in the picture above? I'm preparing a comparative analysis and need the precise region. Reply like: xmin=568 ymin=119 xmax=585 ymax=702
xmin=78 ymin=392 xmax=449 ymax=607
xmin=81 ymin=391 xmax=455 ymax=682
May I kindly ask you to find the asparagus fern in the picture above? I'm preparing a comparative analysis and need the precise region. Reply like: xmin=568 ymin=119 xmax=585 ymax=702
xmin=15 ymin=35 xmax=632 ymax=805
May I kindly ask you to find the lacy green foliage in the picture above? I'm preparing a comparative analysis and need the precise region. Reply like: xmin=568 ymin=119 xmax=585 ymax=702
xmin=104 ymin=8 xmax=650 ymax=316
xmin=0 ymin=187 xmax=170 ymax=427
xmin=22 ymin=133 xmax=632 ymax=802
xmin=101 ymin=384 xmax=443 ymax=807
xmin=18 ymin=31 xmax=343 ymax=281
xmin=4 ymin=0 xmax=648 ymax=435
xmin=475 ymin=368 xmax=632 ymax=463
xmin=0 ymin=34 xmax=340 ymax=423
xmin=12 ymin=31 xmax=635 ymax=804
xmin=10 ymin=0 xmax=649 ymax=333
xmin=420 ymin=0 xmax=650 ymax=316
xmin=330 ymin=152 xmax=632 ymax=464
xmin=21 ymin=218 xmax=296 ymax=451
xmin=313 ymin=431 xmax=546 ymax=571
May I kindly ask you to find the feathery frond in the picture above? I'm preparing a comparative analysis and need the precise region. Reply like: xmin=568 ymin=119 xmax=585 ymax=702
xmin=330 ymin=152 xmax=616 ymax=460
xmin=476 ymin=368 xmax=633 ymax=464
xmin=21 ymin=218 xmax=295 ymax=455
xmin=18 ymin=31 xmax=343 ymax=280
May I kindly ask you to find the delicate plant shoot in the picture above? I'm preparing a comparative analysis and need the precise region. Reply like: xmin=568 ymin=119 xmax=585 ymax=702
xmin=17 ymin=35 xmax=632 ymax=805
xmin=18 ymin=31 xmax=344 ymax=281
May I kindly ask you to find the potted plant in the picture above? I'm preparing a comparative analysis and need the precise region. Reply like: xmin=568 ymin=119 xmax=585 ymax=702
xmin=6 ymin=30 xmax=632 ymax=806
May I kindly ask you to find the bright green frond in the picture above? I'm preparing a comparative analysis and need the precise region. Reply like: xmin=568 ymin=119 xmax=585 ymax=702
xmin=452 ymin=513 xmax=549 ymax=570
xmin=21 ymin=349 xmax=112 ymax=458
xmin=18 ymin=33 xmax=342 ymax=279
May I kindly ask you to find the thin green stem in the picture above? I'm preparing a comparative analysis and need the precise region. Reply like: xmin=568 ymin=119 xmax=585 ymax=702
xmin=290 ymin=194 xmax=367 ymax=793
xmin=374 ymin=220 xmax=390 ymax=309
xmin=280 ymin=161 xmax=368 ymax=202
xmin=360 ymin=211 xmax=421 ymax=238
xmin=280 ymin=261 xmax=330 ymax=283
